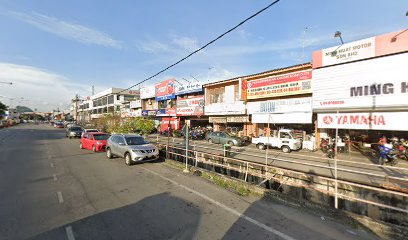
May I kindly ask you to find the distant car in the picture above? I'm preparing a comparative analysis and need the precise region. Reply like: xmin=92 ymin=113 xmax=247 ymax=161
xmin=54 ymin=122 xmax=64 ymax=128
xmin=81 ymin=129 xmax=100 ymax=138
xmin=66 ymin=126 xmax=83 ymax=138
xmin=106 ymin=134 xmax=159 ymax=166
xmin=80 ymin=132 xmax=110 ymax=152
xmin=205 ymin=131 xmax=244 ymax=146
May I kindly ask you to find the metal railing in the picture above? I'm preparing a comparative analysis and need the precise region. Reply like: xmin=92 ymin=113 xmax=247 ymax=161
xmin=147 ymin=135 xmax=408 ymax=214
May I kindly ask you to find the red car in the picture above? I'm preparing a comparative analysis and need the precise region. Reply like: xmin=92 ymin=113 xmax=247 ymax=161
xmin=80 ymin=132 xmax=110 ymax=152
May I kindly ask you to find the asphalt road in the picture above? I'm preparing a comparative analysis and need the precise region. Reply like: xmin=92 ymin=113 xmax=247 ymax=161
xmin=0 ymin=124 xmax=379 ymax=240
xmin=146 ymin=136 xmax=408 ymax=189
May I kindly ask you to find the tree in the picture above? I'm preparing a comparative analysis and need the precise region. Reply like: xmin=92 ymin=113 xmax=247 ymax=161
xmin=0 ymin=101 xmax=7 ymax=119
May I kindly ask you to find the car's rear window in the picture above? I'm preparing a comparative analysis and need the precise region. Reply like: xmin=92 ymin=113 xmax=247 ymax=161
xmin=93 ymin=134 xmax=109 ymax=140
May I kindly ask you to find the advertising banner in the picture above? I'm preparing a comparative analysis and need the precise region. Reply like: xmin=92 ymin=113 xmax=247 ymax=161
xmin=161 ymin=117 xmax=180 ymax=132
xmin=142 ymin=110 xmax=157 ymax=117
xmin=155 ymin=79 xmax=175 ymax=101
xmin=318 ymin=112 xmax=408 ymax=131
xmin=247 ymin=97 xmax=312 ymax=114
xmin=176 ymin=96 xmax=204 ymax=116
xmin=313 ymin=53 xmax=408 ymax=111
xmin=175 ymin=83 xmax=203 ymax=95
xmin=140 ymin=86 xmax=156 ymax=99
xmin=246 ymin=70 xmax=312 ymax=99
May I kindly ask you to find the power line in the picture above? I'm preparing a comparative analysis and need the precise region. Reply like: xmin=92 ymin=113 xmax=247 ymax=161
xmin=118 ymin=0 xmax=281 ymax=94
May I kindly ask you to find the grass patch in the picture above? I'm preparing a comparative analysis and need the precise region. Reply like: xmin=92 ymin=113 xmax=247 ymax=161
xmin=202 ymin=172 xmax=251 ymax=196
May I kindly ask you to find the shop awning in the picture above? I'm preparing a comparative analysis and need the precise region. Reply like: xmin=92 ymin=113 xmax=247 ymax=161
xmin=252 ymin=112 xmax=312 ymax=124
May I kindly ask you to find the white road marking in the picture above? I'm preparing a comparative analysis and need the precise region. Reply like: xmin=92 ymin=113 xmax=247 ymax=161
xmin=141 ymin=166 xmax=296 ymax=240
xmin=57 ymin=191 xmax=64 ymax=203
xmin=65 ymin=226 xmax=75 ymax=240
xmin=53 ymin=174 xmax=57 ymax=181
xmin=50 ymin=163 xmax=54 ymax=168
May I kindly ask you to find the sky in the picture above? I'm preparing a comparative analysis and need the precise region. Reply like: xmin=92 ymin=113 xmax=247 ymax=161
xmin=0 ymin=0 xmax=406 ymax=112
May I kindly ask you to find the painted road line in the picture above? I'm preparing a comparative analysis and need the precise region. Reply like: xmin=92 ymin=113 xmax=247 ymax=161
xmin=53 ymin=174 xmax=57 ymax=181
xmin=50 ymin=163 xmax=54 ymax=168
xmin=141 ymin=166 xmax=296 ymax=240
xmin=65 ymin=226 xmax=75 ymax=240
xmin=57 ymin=191 xmax=64 ymax=203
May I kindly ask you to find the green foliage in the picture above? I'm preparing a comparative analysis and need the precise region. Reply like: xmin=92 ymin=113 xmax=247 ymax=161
xmin=172 ymin=129 xmax=182 ymax=137
xmin=91 ymin=115 xmax=156 ymax=135
xmin=0 ymin=101 xmax=7 ymax=119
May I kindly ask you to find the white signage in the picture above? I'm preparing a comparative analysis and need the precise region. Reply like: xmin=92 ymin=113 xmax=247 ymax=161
xmin=140 ymin=86 xmax=156 ymax=99
xmin=252 ymin=112 xmax=312 ymax=124
xmin=130 ymin=100 xmax=142 ymax=109
xmin=175 ymin=83 xmax=203 ymax=95
xmin=313 ymin=53 xmax=408 ymax=111
xmin=247 ymin=97 xmax=312 ymax=114
xmin=321 ymin=37 xmax=375 ymax=67
xmin=205 ymin=101 xmax=246 ymax=115
xmin=318 ymin=112 xmax=408 ymax=131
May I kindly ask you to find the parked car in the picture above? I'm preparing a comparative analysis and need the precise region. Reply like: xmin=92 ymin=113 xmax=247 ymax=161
xmin=80 ymin=132 xmax=110 ymax=152
xmin=66 ymin=126 xmax=83 ymax=138
xmin=205 ymin=131 xmax=245 ymax=146
xmin=106 ymin=134 xmax=159 ymax=166
xmin=81 ymin=129 xmax=100 ymax=138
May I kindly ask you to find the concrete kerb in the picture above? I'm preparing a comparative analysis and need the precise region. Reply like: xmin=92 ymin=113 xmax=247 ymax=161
xmin=161 ymin=158 xmax=408 ymax=240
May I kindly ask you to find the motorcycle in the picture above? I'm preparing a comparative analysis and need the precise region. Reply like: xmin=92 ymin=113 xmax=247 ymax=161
xmin=378 ymin=145 xmax=399 ymax=165
xmin=326 ymin=143 xmax=336 ymax=159
xmin=320 ymin=138 xmax=330 ymax=153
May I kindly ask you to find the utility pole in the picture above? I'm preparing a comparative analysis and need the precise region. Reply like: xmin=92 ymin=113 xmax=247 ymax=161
xmin=72 ymin=94 xmax=79 ymax=124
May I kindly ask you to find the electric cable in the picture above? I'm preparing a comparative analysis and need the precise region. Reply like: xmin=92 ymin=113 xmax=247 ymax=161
xmin=118 ymin=0 xmax=281 ymax=94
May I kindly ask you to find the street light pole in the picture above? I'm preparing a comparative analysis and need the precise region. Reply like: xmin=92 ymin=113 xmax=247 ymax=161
xmin=0 ymin=82 xmax=13 ymax=85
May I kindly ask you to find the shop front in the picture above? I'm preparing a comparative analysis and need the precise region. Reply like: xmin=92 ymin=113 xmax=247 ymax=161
xmin=176 ymin=95 xmax=208 ymax=128
xmin=247 ymin=97 xmax=313 ymax=138
xmin=205 ymin=101 xmax=247 ymax=134
xmin=312 ymin=30 xmax=408 ymax=148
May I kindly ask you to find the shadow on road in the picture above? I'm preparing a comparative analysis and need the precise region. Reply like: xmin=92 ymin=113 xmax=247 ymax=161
xmin=29 ymin=192 xmax=201 ymax=240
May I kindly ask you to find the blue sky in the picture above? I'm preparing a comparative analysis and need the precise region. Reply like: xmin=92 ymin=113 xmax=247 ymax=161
xmin=0 ymin=0 xmax=406 ymax=111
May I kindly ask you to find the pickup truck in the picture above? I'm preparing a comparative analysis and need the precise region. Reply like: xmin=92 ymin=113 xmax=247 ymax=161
xmin=252 ymin=129 xmax=302 ymax=153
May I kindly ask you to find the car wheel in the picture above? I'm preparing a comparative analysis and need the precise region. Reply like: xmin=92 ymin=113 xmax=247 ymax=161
xmin=79 ymin=142 xmax=83 ymax=149
xmin=227 ymin=141 xmax=234 ymax=146
xmin=92 ymin=145 xmax=96 ymax=152
xmin=69 ymin=136 xmax=72 ymax=139
xmin=106 ymin=148 xmax=113 ymax=159
xmin=281 ymin=145 xmax=291 ymax=153
xmin=208 ymin=138 xmax=213 ymax=144
xmin=125 ymin=153 xmax=132 ymax=166
xmin=257 ymin=143 xmax=266 ymax=150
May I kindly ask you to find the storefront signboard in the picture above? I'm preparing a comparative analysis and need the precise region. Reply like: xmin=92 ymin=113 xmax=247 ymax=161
xmin=140 ymin=86 xmax=156 ymax=99
xmin=130 ymin=100 xmax=142 ymax=109
xmin=318 ymin=112 xmax=408 ymax=131
xmin=313 ymin=29 xmax=408 ymax=68
xmin=156 ymin=108 xmax=176 ymax=117
xmin=252 ymin=112 xmax=312 ymax=124
xmin=313 ymin=53 xmax=408 ymax=111
xmin=209 ymin=117 xmax=227 ymax=123
xmin=176 ymin=96 xmax=204 ymax=116
xmin=155 ymin=78 xmax=175 ymax=101
xmin=205 ymin=101 xmax=246 ymax=115
xmin=142 ymin=110 xmax=157 ymax=116
xmin=245 ymin=70 xmax=312 ymax=99
xmin=227 ymin=116 xmax=249 ymax=123
xmin=175 ymin=83 xmax=203 ymax=95
xmin=247 ymin=97 xmax=312 ymax=114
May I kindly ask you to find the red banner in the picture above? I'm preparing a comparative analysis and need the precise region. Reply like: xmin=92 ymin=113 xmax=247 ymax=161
xmin=155 ymin=79 xmax=175 ymax=101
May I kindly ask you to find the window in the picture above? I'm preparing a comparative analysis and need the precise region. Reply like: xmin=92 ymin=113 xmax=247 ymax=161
xmin=116 ymin=136 xmax=126 ymax=145
xmin=102 ymin=97 xmax=107 ymax=105
xmin=280 ymin=132 xmax=291 ymax=139
xmin=116 ymin=95 xmax=120 ymax=101
xmin=107 ymin=95 xmax=114 ymax=104
xmin=209 ymin=87 xmax=225 ymax=104
xmin=234 ymin=84 xmax=240 ymax=101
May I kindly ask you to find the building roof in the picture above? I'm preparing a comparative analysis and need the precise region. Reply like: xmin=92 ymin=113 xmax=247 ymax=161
xmin=203 ymin=62 xmax=312 ymax=87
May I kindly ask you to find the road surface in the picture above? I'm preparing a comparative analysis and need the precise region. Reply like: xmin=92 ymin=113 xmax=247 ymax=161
xmin=0 ymin=124 xmax=379 ymax=240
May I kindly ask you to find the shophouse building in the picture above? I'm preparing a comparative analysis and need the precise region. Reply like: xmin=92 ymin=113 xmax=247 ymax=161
xmin=242 ymin=63 xmax=313 ymax=140
xmin=204 ymin=78 xmax=248 ymax=135
xmin=312 ymin=29 xmax=408 ymax=145
xmin=175 ymin=82 xmax=206 ymax=128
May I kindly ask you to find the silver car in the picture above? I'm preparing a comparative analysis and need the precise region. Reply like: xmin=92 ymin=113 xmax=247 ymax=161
xmin=106 ymin=134 xmax=159 ymax=166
